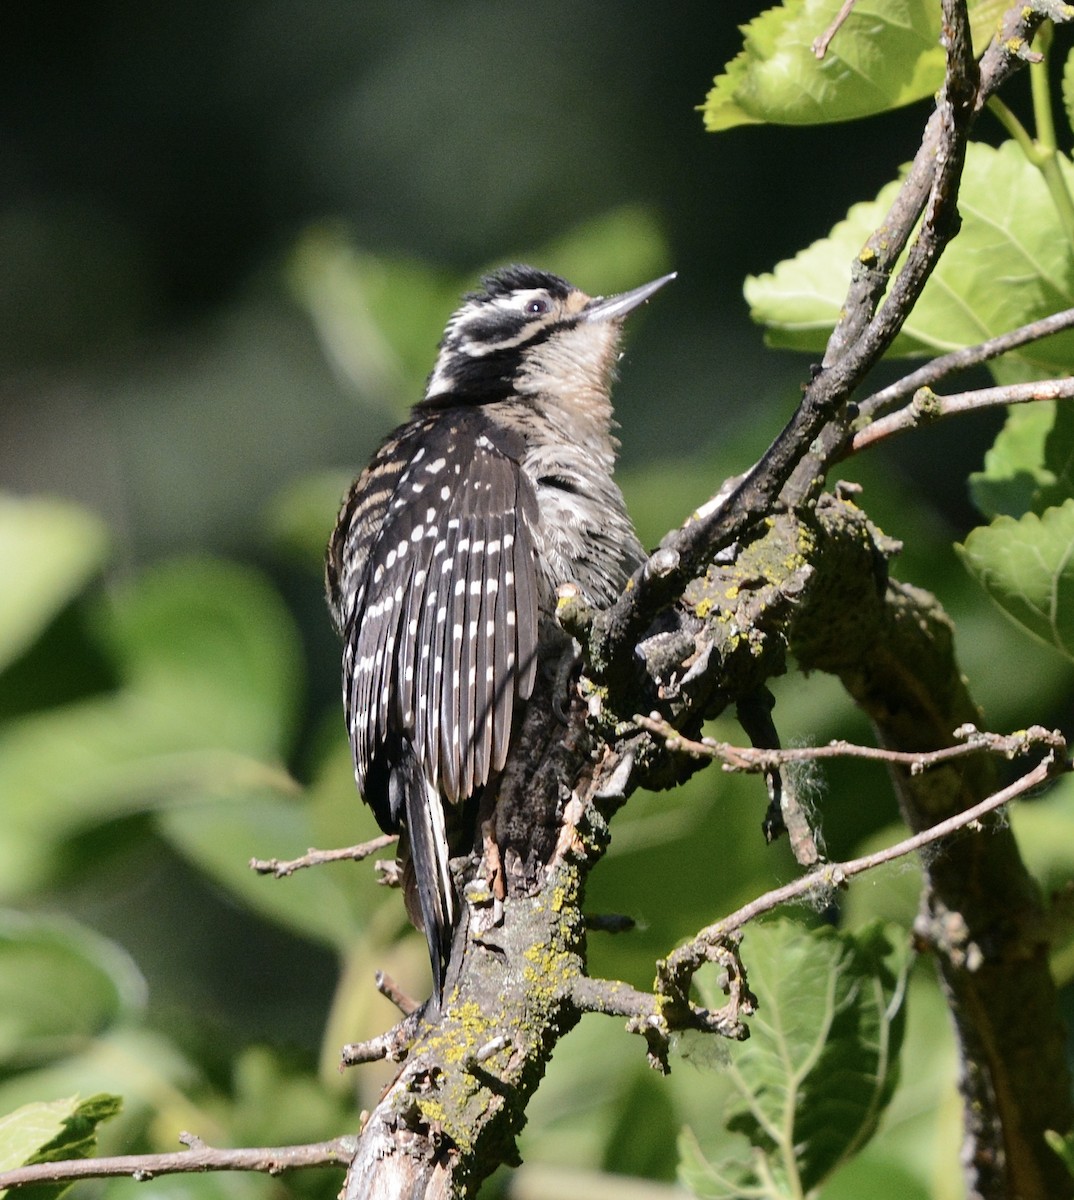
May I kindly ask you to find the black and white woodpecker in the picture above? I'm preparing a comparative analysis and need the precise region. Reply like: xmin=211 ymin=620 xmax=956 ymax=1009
xmin=326 ymin=264 xmax=675 ymax=1006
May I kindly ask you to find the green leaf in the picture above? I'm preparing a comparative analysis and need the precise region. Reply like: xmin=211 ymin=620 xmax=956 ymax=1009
xmin=969 ymin=403 xmax=1057 ymax=519
xmin=0 ymin=914 xmax=145 ymax=1069
xmin=104 ymin=558 xmax=304 ymax=758
xmin=0 ymin=1094 xmax=121 ymax=1200
xmin=702 ymin=0 xmax=1003 ymax=131
xmin=746 ymin=142 xmax=1074 ymax=375
xmin=158 ymin=791 xmax=363 ymax=951
xmin=679 ymin=920 xmax=910 ymax=1197
xmin=0 ymin=559 xmax=303 ymax=899
xmin=1045 ymin=1128 xmax=1074 ymax=1179
xmin=958 ymin=499 xmax=1074 ymax=660
xmin=266 ymin=470 xmax=354 ymax=575
xmin=1063 ymin=44 xmax=1074 ymax=144
xmin=0 ymin=1099 xmax=76 ymax=1176
xmin=0 ymin=496 xmax=108 ymax=676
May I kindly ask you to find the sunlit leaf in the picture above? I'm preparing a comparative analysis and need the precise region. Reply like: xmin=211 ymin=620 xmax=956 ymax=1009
xmin=969 ymin=403 xmax=1057 ymax=519
xmin=958 ymin=499 xmax=1074 ymax=660
xmin=679 ymin=920 xmax=910 ymax=1197
xmin=1045 ymin=1129 xmax=1074 ymax=1179
xmin=746 ymin=143 xmax=1074 ymax=377
xmin=0 ymin=1094 xmax=121 ymax=1200
xmin=0 ymin=497 xmax=108 ymax=676
xmin=0 ymin=1099 xmax=81 ymax=1178
xmin=702 ymin=0 xmax=1003 ymax=131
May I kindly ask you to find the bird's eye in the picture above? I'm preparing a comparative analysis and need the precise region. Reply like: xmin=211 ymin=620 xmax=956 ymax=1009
xmin=524 ymin=295 xmax=551 ymax=316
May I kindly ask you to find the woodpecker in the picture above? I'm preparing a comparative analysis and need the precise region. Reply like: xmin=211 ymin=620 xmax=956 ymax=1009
xmin=326 ymin=264 xmax=675 ymax=1006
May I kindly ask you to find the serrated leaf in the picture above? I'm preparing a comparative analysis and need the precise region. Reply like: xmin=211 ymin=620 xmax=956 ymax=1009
xmin=958 ymin=499 xmax=1074 ymax=660
xmin=969 ymin=403 xmax=1057 ymax=519
xmin=0 ymin=497 xmax=108 ymax=676
xmin=0 ymin=1094 xmax=121 ymax=1200
xmin=746 ymin=142 xmax=1074 ymax=376
xmin=680 ymin=920 xmax=910 ymax=1197
xmin=0 ymin=1099 xmax=75 ymax=1174
xmin=703 ymin=0 xmax=1003 ymax=131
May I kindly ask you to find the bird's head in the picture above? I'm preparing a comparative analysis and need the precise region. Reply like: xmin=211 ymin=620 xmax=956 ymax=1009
xmin=422 ymin=264 xmax=676 ymax=408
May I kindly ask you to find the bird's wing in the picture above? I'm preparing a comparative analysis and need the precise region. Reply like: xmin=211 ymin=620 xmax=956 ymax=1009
xmin=336 ymin=411 xmax=540 ymax=829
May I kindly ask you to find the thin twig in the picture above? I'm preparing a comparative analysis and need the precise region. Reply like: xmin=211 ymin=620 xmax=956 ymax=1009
xmin=249 ymin=833 xmax=397 ymax=877
xmin=375 ymin=969 xmax=421 ymax=1015
xmin=637 ymin=714 xmax=1066 ymax=775
xmin=820 ymin=0 xmax=977 ymax=370
xmin=850 ymin=377 xmax=1074 ymax=453
xmin=661 ymin=743 xmax=1067 ymax=982
xmin=856 ymin=306 xmax=1074 ymax=422
xmin=570 ymin=723 xmax=1068 ymax=1073
xmin=0 ymin=1135 xmax=357 ymax=1192
xmin=813 ymin=0 xmax=858 ymax=58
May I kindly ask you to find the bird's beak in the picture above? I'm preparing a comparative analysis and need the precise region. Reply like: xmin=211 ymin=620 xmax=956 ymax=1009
xmin=583 ymin=271 xmax=677 ymax=323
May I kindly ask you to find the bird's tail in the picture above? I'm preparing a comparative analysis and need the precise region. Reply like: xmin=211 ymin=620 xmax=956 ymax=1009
xmin=392 ymin=741 xmax=455 ymax=1009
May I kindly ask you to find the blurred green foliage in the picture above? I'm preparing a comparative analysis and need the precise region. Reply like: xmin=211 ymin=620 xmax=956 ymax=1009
xmin=2 ymin=3 xmax=1074 ymax=1198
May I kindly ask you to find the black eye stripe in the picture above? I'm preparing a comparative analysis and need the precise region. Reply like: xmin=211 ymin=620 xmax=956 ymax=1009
xmin=463 ymin=311 xmax=528 ymax=343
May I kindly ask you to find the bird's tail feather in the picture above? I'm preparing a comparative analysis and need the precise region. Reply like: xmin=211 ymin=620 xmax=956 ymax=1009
xmin=393 ymin=743 xmax=454 ymax=1009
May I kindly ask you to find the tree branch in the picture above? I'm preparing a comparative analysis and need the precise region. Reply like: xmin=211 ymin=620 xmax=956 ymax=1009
xmin=851 ymin=377 xmax=1074 ymax=453
xmin=673 ymin=744 xmax=1066 ymax=950
xmin=855 ymin=306 xmax=1074 ymax=422
xmin=562 ymin=733 xmax=1066 ymax=1075
xmin=812 ymin=0 xmax=859 ymax=58
xmin=635 ymin=714 xmax=1066 ymax=775
xmin=249 ymin=833 xmax=397 ymax=877
xmin=0 ymin=1134 xmax=356 ymax=1192
xmin=813 ymin=577 xmax=1074 ymax=1200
